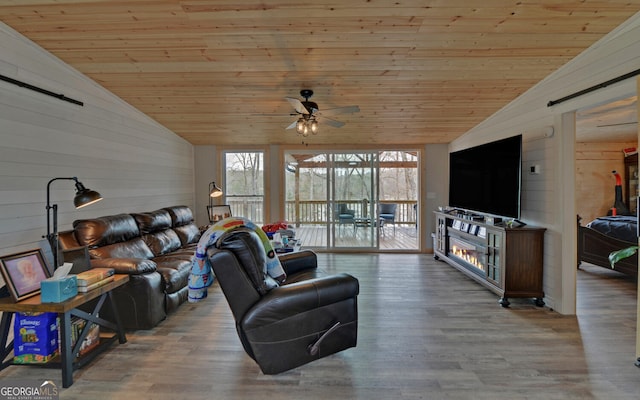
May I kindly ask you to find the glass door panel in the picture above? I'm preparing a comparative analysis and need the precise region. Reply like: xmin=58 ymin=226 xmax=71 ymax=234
xmin=331 ymin=152 xmax=377 ymax=249
xmin=284 ymin=153 xmax=328 ymax=248
xmin=378 ymin=151 xmax=419 ymax=250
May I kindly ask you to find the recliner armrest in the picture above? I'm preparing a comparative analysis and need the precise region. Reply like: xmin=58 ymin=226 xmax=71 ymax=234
xmin=278 ymin=250 xmax=317 ymax=275
xmin=89 ymin=258 xmax=157 ymax=275
xmin=242 ymin=273 xmax=359 ymax=329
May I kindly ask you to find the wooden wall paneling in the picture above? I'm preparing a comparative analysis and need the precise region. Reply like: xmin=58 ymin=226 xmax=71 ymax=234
xmin=1 ymin=3 xmax=636 ymax=146
xmin=575 ymin=141 xmax=637 ymax=223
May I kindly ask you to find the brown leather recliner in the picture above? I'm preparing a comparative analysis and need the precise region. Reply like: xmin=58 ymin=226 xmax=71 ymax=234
xmin=207 ymin=229 xmax=359 ymax=374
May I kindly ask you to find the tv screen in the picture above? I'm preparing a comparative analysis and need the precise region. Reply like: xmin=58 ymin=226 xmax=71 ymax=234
xmin=449 ymin=134 xmax=522 ymax=219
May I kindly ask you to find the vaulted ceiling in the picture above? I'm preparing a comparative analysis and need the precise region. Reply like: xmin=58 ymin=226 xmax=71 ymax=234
xmin=1 ymin=1 xmax=638 ymax=146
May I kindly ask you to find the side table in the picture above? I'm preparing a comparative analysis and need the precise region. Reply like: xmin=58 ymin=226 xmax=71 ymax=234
xmin=0 ymin=274 xmax=129 ymax=388
xmin=354 ymin=217 xmax=385 ymax=235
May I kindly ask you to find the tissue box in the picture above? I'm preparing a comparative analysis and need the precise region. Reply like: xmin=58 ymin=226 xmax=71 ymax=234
xmin=41 ymin=275 xmax=78 ymax=303
xmin=13 ymin=312 xmax=59 ymax=363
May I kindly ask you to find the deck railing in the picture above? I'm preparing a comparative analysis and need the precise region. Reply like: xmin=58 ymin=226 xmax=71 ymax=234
xmin=226 ymin=196 xmax=264 ymax=223
xmin=226 ymin=198 xmax=417 ymax=226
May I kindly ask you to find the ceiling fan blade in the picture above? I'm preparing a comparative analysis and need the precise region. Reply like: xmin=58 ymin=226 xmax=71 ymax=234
xmin=285 ymin=119 xmax=298 ymax=130
xmin=285 ymin=97 xmax=309 ymax=115
xmin=317 ymin=115 xmax=345 ymax=128
xmin=317 ymin=105 xmax=360 ymax=116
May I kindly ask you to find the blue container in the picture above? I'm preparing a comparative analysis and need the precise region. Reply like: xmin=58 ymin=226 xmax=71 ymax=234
xmin=41 ymin=275 xmax=78 ymax=303
xmin=14 ymin=312 xmax=59 ymax=363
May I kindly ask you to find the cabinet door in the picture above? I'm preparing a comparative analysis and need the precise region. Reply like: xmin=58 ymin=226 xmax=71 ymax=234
xmin=486 ymin=231 xmax=502 ymax=286
xmin=435 ymin=215 xmax=447 ymax=253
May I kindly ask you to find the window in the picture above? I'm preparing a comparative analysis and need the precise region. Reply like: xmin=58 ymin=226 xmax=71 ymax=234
xmin=224 ymin=151 xmax=264 ymax=224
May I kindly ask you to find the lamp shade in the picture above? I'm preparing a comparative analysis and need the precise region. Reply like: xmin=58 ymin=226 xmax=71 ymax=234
xmin=73 ymin=181 xmax=103 ymax=208
xmin=46 ymin=177 xmax=102 ymax=269
xmin=209 ymin=182 xmax=223 ymax=198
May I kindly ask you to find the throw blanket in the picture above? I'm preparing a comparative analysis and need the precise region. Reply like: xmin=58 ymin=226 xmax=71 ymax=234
xmin=188 ymin=217 xmax=285 ymax=303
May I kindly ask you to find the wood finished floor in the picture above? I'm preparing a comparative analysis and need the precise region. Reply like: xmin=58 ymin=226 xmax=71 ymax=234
xmin=1 ymin=255 xmax=638 ymax=399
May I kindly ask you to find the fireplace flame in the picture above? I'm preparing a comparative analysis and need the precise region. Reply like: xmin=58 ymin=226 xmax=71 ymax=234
xmin=451 ymin=245 xmax=483 ymax=269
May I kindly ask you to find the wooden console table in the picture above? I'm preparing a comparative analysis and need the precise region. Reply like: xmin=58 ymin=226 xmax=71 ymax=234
xmin=0 ymin=274 xmax=129 ymax=388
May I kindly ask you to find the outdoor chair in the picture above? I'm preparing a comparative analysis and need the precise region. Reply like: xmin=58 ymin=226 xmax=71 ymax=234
xmin=335 ymin=203 xmax=356 ymax=235
xmin=379 ymin=203 xmax=397 ymax=235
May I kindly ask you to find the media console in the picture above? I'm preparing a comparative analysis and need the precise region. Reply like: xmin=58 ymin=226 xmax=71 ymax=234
xmin=434 ymin=210 xmax=545 ymax=307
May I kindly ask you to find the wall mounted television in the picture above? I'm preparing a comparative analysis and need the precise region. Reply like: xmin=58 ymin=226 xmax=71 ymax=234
xmin=448 ymin=134 xmax=522 ymax=219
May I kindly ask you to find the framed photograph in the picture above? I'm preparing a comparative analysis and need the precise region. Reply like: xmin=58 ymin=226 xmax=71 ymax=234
xmin=460 ymin=222 xmax=470 ymax=233
xmin=207 ymin=204 xmax=232 ymax=223
xmin=452 ymin=220 xmax=462 ymax=230
xmin=0 ymin=248 xmax=51 ymax=302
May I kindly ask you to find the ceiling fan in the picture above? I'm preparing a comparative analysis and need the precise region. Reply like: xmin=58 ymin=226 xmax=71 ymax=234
xmin=285 ymin=89 xmax=360 ymax=137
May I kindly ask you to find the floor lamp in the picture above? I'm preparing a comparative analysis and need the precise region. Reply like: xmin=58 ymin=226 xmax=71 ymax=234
xmin=207 ymin=181 xmax=223 ymax=223
xmin=46 ymin=177 xmax=103 ymax=269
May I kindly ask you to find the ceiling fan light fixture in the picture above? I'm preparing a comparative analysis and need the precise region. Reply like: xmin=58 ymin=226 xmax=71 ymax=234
xmin=285 ymin=89 xmax=359 ymax=139
xmin=296 ymin=118 xmax=305 ymax=134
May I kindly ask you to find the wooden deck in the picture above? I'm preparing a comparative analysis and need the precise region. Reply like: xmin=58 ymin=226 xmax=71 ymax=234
xmin=292 ymin=223 xmax=419 ymax=250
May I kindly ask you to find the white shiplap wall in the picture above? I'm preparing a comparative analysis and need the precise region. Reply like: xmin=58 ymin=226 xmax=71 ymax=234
xmin=450 ymin=12 xmax=640 ymax=314
xmin=0 ymin=23 xmax=195 ymax=260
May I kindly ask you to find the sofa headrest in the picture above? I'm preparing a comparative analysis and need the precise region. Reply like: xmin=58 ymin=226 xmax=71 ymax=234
xmin=173 ymin=223 xmax=201 ymax=246
xmin=58 ymin=230 xmax=80 ymax=249
xmin=89 ymin=237 xmax=155 ymax=260
xmin=73 ymin=214 xmax=140 ymax=248
xmin=163 ymin=206 xmax=194 ymax=227
xmin=132 ymin=209 xmax=172 ymax=234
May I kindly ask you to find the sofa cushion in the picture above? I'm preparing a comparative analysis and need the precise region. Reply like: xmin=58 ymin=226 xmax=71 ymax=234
xmin=142 ymin=229 xmax=182 ymax=256
xmin=132 ymin=210 xmax=173 ymax=234
xmin=163 ymin=205 xmax=194 ymax=227
xmin=173 ymin=223 xmax=201 ymax=246
xmin=74 ymin=214 xmax=140 ymax=247
xmin=153 ymin=256 xmax=192 ymax=294
xmin=89 ymin=237 xmax=155 ymax=260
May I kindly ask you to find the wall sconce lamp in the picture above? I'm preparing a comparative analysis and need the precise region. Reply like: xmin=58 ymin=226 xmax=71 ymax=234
xmin=46 ymin=177 xmax=102 ymax=269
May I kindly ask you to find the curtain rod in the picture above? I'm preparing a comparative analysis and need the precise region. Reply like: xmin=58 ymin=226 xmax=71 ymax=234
xmin=547 ymin=68 xmax=640 ymax=107
xmin=0 ymin=73 xmax=83 ymax=106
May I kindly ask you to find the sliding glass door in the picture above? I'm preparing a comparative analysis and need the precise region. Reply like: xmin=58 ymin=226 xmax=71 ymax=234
xmin=284 ymin=151 xmax=377 ymax=250
xmin=284 ymin=149 xmax=419 ymax=251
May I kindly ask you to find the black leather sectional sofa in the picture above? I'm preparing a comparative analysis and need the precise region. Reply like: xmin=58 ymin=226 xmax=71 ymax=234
xmin=59 ymin=205 xmax=200 ymax=330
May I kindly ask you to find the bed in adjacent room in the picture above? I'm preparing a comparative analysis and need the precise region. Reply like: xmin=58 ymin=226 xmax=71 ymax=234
xmin=577 ymin=215 xmax=638 ymax=279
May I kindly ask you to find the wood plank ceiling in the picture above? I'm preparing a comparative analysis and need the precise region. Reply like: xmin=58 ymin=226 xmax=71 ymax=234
xmin=1 ymin=1 xmax=638 ymax=146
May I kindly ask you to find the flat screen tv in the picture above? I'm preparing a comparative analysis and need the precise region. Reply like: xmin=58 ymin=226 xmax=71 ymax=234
xmin=449 ymin=134 xmax=522 ymax=219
